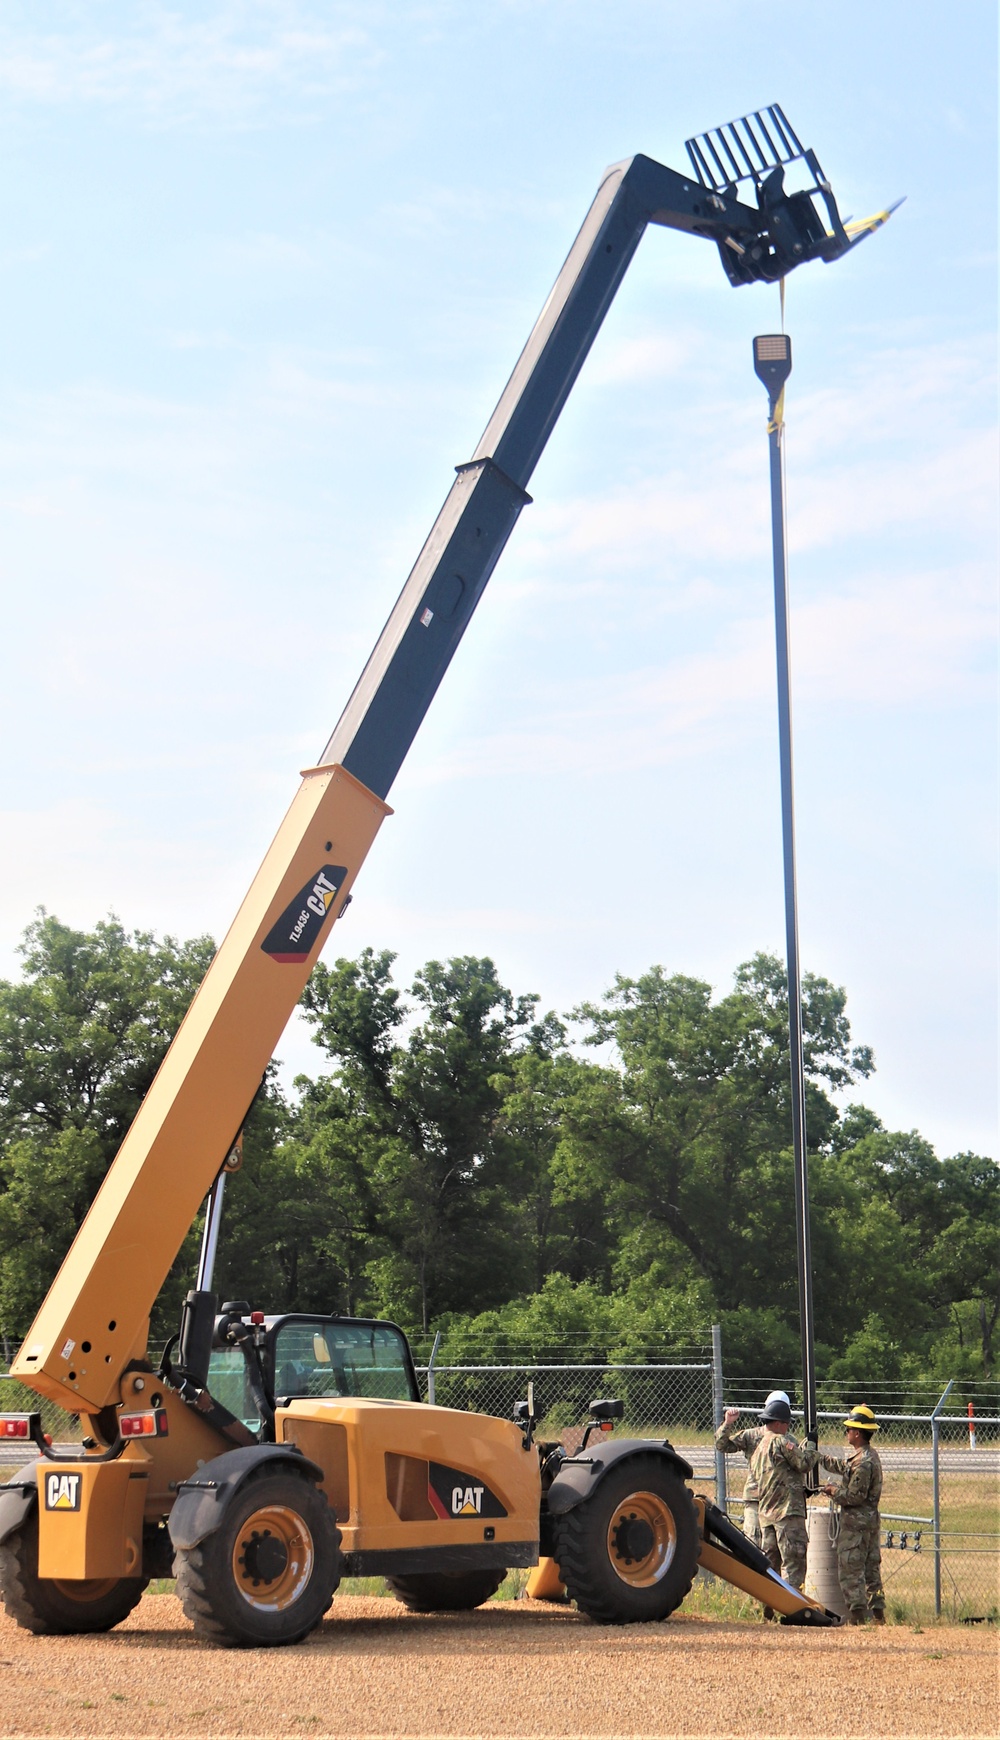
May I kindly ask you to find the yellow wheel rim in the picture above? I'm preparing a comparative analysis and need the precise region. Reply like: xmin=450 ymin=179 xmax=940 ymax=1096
xmin=607 ymin=1490 xmax=677 ymax=1587
xmin=232 ymin=1505 xmax=315 ymax=1612
xmin=51 ymin=1577 xmax=121 ymax=1601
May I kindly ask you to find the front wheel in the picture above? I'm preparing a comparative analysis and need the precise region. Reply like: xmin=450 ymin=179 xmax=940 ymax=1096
xmin=386 ymin=1567 xmax=505 ymax=1612
xmin=0 ymin=1514 xmax=148 ymax=1635
xmin=552 ymin=1454 xmax=699 ymax=1625
xmin=174 ymin=1468 xmax=341 ymax=1647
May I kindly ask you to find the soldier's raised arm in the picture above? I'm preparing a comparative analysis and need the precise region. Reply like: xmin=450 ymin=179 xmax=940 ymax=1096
xmin=777 ymin=1434 xmax=818 ymax=1473
xmin=716 ymin=1412 xmax=754 ymax=1454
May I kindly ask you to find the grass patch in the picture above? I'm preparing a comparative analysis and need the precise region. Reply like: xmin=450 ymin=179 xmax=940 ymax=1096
xmin=335 ymin=1576 xmax=392 ymax=1598
xmin=880 ymin=1469 xmax=999 ymax=1535
xmin=682 ymin=1571 xmax=766 ymax=1622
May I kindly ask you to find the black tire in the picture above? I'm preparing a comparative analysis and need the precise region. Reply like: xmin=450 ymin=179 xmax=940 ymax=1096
xmin=174 ymin=1466 xmax=341 ymax=1648
xmin=386 ymin=1567 xmax=505 ymax=1612
xmin=552 ymin=1454 xmax=699 ymax=1625
xmin=0 ymin=1513 xmax=148 ymax=1635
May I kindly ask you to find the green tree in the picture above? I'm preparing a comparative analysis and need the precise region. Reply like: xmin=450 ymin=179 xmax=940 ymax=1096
xmin=0 ymin=911 xmax=214 ymax=1152
xmin=481 ymin=1033 xmax=612 ymax=1294
xmin=929 ymin=1153 xmax=1000 ymax=1377
xmin=829 ymin=1121 xmax=1000 ymax=1377
xmin=554 ymin=954 xmax=874 ymax=1337
xmin=0 ymin=912 xmax=215 ymax=1339
xmin=300 ymin=948 xmax=547 ymax=1328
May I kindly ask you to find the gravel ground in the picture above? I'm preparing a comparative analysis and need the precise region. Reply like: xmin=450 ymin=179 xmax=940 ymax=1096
xmin=1 ymin=1594 xmax=996 ymax=1740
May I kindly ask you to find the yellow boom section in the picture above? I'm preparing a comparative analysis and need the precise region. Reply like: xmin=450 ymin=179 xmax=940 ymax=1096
xmin=11 ymin=764 xmax=389 ymax=1414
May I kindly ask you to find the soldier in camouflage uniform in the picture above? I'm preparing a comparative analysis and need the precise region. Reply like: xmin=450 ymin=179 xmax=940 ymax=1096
xmin=821 ymin=1404 xmax=885 ymax=1625
xmin=715 ymin=1392 xmax=792 ymax=1547
xmin=748 ymin=1395 xmax=818 ymax=1593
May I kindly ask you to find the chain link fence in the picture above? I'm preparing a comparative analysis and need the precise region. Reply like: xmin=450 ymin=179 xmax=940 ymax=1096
xmin=0 ymin=1369 xmax=81 ymax=1450
xmin=417 ymin=1359 xmax=714 ymax=1446
xmin=716 ymin=1373 xmax=999 ymax=1624
xmin=3 ymin=1335 xmax=997 ymax=1623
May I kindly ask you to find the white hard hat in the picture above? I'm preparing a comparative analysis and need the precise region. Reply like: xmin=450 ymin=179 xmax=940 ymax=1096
xmin=764 ymin=1390 xmax=791 ymax=1408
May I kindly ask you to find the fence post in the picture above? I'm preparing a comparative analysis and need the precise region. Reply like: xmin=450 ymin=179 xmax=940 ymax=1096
xmin=426 ymin=1330 xmax=441 ymax=1405
xmin=931 ymin=1379 xmax=954 ymax=1618
xmin=711 ymin=1323 xmax=727 ymax=1513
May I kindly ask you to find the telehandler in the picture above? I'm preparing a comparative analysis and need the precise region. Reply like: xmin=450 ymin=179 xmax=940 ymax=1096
xmin=0 ymin=109 xmax=895 ymax=1646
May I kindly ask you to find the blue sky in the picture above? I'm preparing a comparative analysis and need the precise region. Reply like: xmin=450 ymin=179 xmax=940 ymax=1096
xmin=0 ymin=1 xmax=995 ymax=1158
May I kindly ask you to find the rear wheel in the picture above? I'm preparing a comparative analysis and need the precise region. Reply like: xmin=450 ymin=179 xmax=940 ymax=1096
xmin=387 ymin=1567 xmax=505 ymax=1612
xmin=174 ymin=1468 xmax=341 ymax=1647
xmin=552 ymin=1454 xmax=699 ymax=1625
xmin=0 ymin=1514 xmax=148 ymax=1635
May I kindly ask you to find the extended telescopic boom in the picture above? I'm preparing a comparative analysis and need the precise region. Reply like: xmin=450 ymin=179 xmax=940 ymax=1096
xmin=13 ymin=120 xmax=891 ymax=1423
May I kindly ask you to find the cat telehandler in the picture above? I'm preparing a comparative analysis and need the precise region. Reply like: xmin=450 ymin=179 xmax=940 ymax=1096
xmin=0 ymin=109 xmax=894 ymax=1645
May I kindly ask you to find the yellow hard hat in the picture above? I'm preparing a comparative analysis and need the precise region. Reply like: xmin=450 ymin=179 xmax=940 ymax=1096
xmin=844 ymin=1405 xmax=879 ymax=1433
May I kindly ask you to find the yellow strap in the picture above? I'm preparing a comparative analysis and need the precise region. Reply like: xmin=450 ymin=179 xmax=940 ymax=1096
xmin=767 ymin=277 xmax=787 ymax=433
xmin=844 ymin=207 xmax=893 ymax=237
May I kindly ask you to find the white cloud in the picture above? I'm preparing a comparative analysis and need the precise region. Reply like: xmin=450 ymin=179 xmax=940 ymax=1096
xmin=407 ymin=553 xmax=993 ymax=784
xmin=0 ymin=2 xmax=383 ymax=123
xmin=584 ymin=329 xmax=706 ymax=388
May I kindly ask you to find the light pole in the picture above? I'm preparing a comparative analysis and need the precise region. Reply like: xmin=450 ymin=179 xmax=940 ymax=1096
xmin=753 ymin=332 xmax=817 ymax=1446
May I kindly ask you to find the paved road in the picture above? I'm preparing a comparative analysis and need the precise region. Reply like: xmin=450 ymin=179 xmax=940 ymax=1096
xmin=678 ymin=1443 xmax=1000 ymax=1477
xmin=4 ymin=1439 xmax=998 ymax=1476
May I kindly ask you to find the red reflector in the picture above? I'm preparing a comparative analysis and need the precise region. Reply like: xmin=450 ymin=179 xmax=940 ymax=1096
xmin=120 ymin=1412 xmax=157 ymax=1437
xmin=119 ymin=1408 xmax=168 ymax=1439
xmin=0 ymin=1416 xmax=31 ymax=1439
xmin=600 ymin=1420 xmax=613 ymax=1432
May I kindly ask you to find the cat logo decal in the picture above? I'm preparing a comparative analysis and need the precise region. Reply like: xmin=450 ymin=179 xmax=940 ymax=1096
xmin=261 ymin=865 xmax=348 ymax=964
xmin=44 ymin=1472 xmax=81 ymax=1511
xmin=427 ymin=1461 xmax=507 ymax=1521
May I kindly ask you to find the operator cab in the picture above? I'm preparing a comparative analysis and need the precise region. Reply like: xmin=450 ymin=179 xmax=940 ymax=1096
xmin=207 ymin=1309 xmax=420 ymax=1436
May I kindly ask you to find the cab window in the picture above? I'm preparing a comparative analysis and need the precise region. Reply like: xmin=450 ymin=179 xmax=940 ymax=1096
xmin=205 ymin=1347 xmax=261 ymax=1434
xmin=271 ymin=1320 xmax=417 ymax=1403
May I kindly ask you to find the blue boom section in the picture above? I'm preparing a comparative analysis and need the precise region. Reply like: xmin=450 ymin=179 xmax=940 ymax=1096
xmin=318 ymin=147 xmax=854 ymax=802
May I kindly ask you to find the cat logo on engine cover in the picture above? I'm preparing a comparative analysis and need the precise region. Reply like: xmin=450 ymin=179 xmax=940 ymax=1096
xmin=427 ymin=1461 xmax=507 ymax=1520
xmin=44 ymin=1472 xmax=81 ymax=1511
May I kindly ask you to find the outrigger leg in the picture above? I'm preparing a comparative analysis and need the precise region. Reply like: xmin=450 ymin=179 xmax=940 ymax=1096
xmin=693 ymin=1497 xmax=841 ymax=1626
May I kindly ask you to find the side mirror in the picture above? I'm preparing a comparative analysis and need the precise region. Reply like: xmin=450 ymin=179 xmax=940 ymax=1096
xmin=514 ymin=1381 xmax=537 ymax=1450
xmin=588 ymin=1398 xmax=624 ymax=1422
xmin=580 ymin=1397 xmax=624 ymax=1450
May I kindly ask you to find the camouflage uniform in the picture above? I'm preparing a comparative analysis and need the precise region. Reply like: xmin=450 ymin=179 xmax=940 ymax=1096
xmin=822 ymin=1442 xmax=884 ymax=1617
xmin=749 ymin=1428 xmax=818 ymax=1590
xmin=715 ymin=1420 xmax=799 ymax=1549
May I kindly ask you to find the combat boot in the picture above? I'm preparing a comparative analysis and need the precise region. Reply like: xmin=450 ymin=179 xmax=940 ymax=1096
xmin=849 ymin=1608 xmax=869 ymax=1625
xmin=871 ymin=1609 xmax=886 ymax=1625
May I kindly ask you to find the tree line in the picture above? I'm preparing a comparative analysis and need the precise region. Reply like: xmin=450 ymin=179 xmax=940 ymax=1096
xmin=0 ymin=912 xmax=996 ymax=1390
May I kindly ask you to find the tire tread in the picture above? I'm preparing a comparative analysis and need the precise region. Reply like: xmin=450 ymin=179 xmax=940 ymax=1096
xmin=172 ymin=1465 xmax=341 ymax=1647
xmin=386 ymin=1567 xmax=505 ymax=1612
xmin=552 ymin=1455 xmax=698 ymax=1625
xmin=0 ymin=1523 xmax=147 ymax=1635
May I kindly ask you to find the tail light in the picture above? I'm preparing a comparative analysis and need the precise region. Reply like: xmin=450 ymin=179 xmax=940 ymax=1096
xmin=119 ymin=1409 xmax=169 ymax=1438
xmin=0 ymin=1415 xmax=32 ymax=1439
